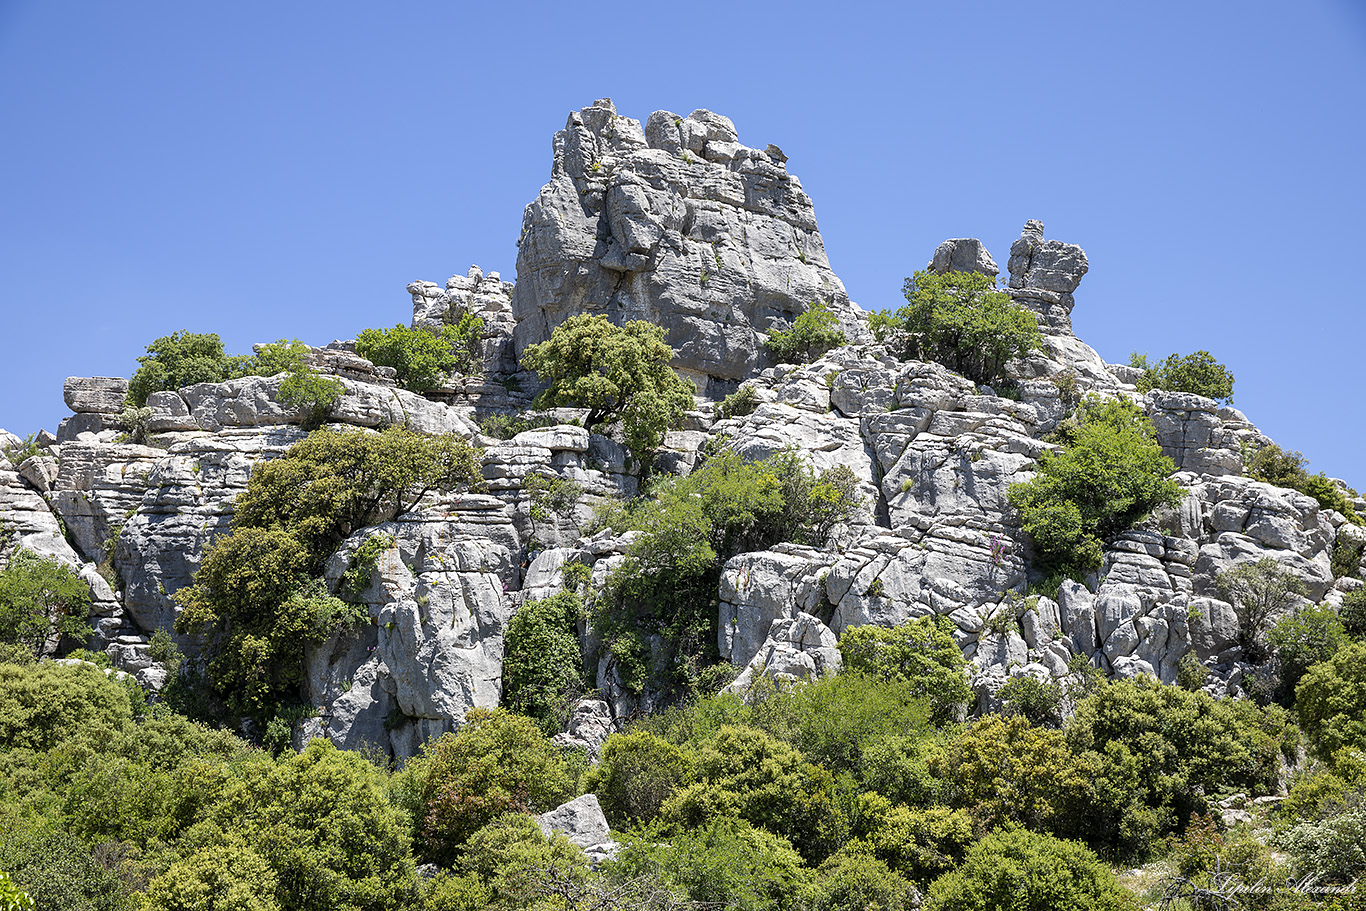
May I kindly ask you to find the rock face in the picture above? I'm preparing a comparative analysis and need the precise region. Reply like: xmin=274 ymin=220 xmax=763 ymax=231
xmin=16 ymin=102 xmax=1360 ymax=760
xmin=511 ymin=98 xmax=870 ymax=396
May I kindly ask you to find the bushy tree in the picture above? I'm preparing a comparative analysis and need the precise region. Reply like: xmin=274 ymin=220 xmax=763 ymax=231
xmin=765 ymin=301 xmax=847 ymax=364
xmin=521 ymin=315 xmax=694 ymax=468
xmin=1216 ymin=558 xmax=1307 ymax=658
xmin=1296 ymin=639 xmax=1366 ymax=763
xmin=609 ymin=817 xmax=810 ymax=911
xmin=1268 ymin=603 xmax=1346 ymax=701
xmin=923 ymin=828 xmax=1133 ymax=911
xmin=1008 ymin=396 xmax=1184 ymax=582
xmin=0 ymin=549 xmax=91 ymax=658
xmin=401 ymin=708 xmax=578 ymax=865
xmin=810 ymin=843 xmax=919 ymax=911
xmin=127 ymin=331 xmax=233 ymax=406
xmin=355 ymin=319 xmax=483 ymax=392
xmin=502 ymin=591 xmax=585 ymax=734
xmin=875 ymin=270 xmax=1041 ymax=385
xmin=586 ymin=731 xmax=694 ymax=829
xmin=1131 ymin=350 xmax=1235 ymax=403
xmin=175 ymin=427 xmax=482 ymax=722
xmin=838 ymin=618 xmax=971 ymax=726
xmin=0 ymin=660 xmax=134 ymax=752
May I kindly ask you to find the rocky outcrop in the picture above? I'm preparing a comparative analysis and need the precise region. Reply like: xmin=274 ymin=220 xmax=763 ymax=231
xmin=410 ymin=266 xmax=519 ymax=376
xmin=511 ymin=99 xmax=870 ymax=397
xmin=1007 ymin=219 xmax=1090 ymax=332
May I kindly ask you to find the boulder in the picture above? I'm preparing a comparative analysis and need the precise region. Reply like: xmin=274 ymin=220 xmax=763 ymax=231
xmin=64 ymin=377 xmax=129 ymax=414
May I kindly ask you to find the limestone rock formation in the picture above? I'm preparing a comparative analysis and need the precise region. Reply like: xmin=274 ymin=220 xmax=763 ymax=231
xmin=511 ymin=98 xmax=870 ymax=396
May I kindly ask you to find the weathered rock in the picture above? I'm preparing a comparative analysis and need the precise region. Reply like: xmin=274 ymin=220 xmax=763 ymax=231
xmin=928 ymin=238 xmax=999 ymax=278
xmin=410 ymin=266 xmax=519 ymax=375
xmin=537 ymin=793 xmax=618 ymax=863
xmin=552 ymin=698 xmax=617 ymax=758
xmin=718 ymin=546 xmax=833 ymax=667
xmin=727 ymin=613 xmax=843 ymax=694
xmin=1006 ymin=220 xmax=1089 ymax=332
xmin=512 ymin=99 xmax=870 ymax=397
xmin=64 ymin=377 xmax=129 ymax=414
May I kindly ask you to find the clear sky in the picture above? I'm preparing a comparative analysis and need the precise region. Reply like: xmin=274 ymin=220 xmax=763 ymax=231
xmin=1 ymin=1 xmax=1362 ymax=483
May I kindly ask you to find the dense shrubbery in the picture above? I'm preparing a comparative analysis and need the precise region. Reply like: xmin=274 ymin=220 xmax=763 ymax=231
xmin=1008 ymin=397 xmax=1185 ymax=585
xmin=593 ymin=449 xmax=860 ymax=698
xmin=1130 ymin=350 xmax=1235 ymax=403
xmin=764 ymin=301 xmax=846 ymax=364
xmin=1216 ymin=558 xmax=1307 ymax=660
xmin=355 ymin=317 xmax=484 ymax=392
xmin=1245 ymin=443 xmax=1363 ymax=526
xmin=0 ymin=550 xmax=91 ymax=659
xmin=501 ymin=592 xmax=585 ymax=735
xmin=872 ymin=270 xmax=1041 ymax=385
xmin=174 ymin=427 xmax=482 ymax=724
xmin=521 ymin=314 xmax=694 ymax=470
xmin=1295 ymin=639 xmax=1366 ymax=763
xmin=838 ymin=618 xmax=971 ymax=725
xmin=126 ymin=333 xmax=340 ymax=411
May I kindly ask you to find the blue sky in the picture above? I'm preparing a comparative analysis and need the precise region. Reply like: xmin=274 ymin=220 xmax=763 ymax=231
xmin=1 ymin=1 xmax=1362 ymax=483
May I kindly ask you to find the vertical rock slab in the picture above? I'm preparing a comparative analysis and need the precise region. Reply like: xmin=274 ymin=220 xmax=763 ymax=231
xmin=512 ymin=99 xmax=870 ymax=396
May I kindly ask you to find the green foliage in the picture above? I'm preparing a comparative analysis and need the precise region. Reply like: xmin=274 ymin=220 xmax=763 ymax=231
xmin=0 ymin=871 xmax=33 ymax=911
xmin=659 ymin=724 xmax=849 ymax=864
xmin=476 ymin=411 xmax=561 ymax=441
xmin=610 ymin=817 xmax=810 ymax=911
xmin=885 ymin=270 xmax=1042 ymax=385
xmin=837 ymin=618 xmax=971 ymax=725
xmin=923 ymin=828 xmax=1134 ymax=911
xmin=175 ymin=427 xmax=481 ymax=722
xmin=0 ymin=660 xmax=134 ymax=752
xmin=339 ymin=532 xmax=394 ymax=601
xmin=356 ymin=320 xmax=483 ymax=392
xmin=1064 ymin=676 xmax=1295 ymax=857
xmin=402 ymin=708 xmax=578 ymax=865
xmin=1008 ymin=396 xmax=1184 ymax=581
xmin=502 ymin=592 xmax=585 ymax=734
xmin=1341 ymin=588 xmax=1366 ymax=637
xmin=127 ymin=331 xmax=232 ymax=406
xmin=0 ymin=549 xmax=91 ymax=657
xmin=1000 ymin=674 xmax=1065 ymax=726
xmin=597 ymin=449 xmax=860 ymax=698
xmin=1216 ymin=558 xmax=1307 ymax=658
xmin=1130 ymin=350 xmax=1235 ymax=403
xmin=1246 ymin=444 xmax=1363 ymax=526
xmin=142 ymin=842 xmax=282 ymax=911
xmin=1279 ymin=808 xmax=1366 ymax=884
xmin=1268 ymin=603 xmax=1346 ymax=701
xmin=764 ymin=301 xmax=847 ymax=364
xmin=1176 ymin=652 xmax=1209 ymax=691
xmin=520 ymin=314 xmax=694 ymax=468
xmin=716 ymin=383 xmax=761 ymax=420
xmin=233 ymin=426 xmax=482 ymax=560
xmin=275 ymin=368 xmax=344 ymax=428
xmin=456 ymin=812 xmax=590 ymax=910
xmin=810 ymin=843 xmax=919 ymax=911
xmin=524 ymin=472 xmax=583 ymax=533
xmin=0 ymin=816 xmax=131 ymax=911
xmin=1 ymin=434 xmax=41 ymax=467
xmin=1296 ymin=639 xmax=1366 ymax=763
xmin=1333 ymin=534 xmax=1364 ymax=580
xmin=587 ymin=730 xmax=693 ymax=829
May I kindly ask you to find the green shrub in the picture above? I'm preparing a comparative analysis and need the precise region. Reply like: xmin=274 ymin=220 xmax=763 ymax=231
xmin=717 ymin=383 xmax=761 ymax=420
xmin=1268 ymin=603 xmax=1346 ymax=702
xmin=0 ymin=871 xmax=33 ymax=911
xmin=356 ymin=319 xmax=483 ymax=392
xmin=1008 ymin=396 xmax=1184 ymax=582
xmin=502 ymin=592 xmax=585 ymax=734
xmin=0 ymin=661 xmax=133 ymax=752
xmin=275 ymin=368 xmax=344 ymax=428
xmin=1 ymin=434 xmax=40 ymax=467
xmin=1216 ymin=558 xmax=1307 ymax=659
xmin=586 ymin=731 xmax=694 ymax=829
xmin=810 ymin=843 xmax=919 ymax=911
xmin=596 ymin=450 xmax=860 ymax=699
xmin=924 ymin=828 xmax=1132 ymax=911
xmin=0 ymin=815 xmax=130 ymax=911
xmin=1245 ymin=444 xmax=1363 ymax=526
xmin=838 ymin=618 xmax=971 ymax=726
xmin=1341 ymin=588 xmax=1366 ymax=637
xmin=455 ymin=813 xmax=589 ymax=908
xmin=880 ymin=269 xmax=1041 ymax=385
xmin=175 ymin=427 xmax=482 ymax=722
xmin=1130 ymin=350 xmax=1235 ymax=403
xmin=0 ymin=549 xmax=92 ymax=658
xmin=127 ymin=331 xmax=233 ymax=406
xmin=401 ymin=708 xmax=577 ymax=865
xmin=1000 ymin=674 xmax=1065 ymax=726
xmin=1280 ymin=808 xmax=1366 ymax=884
xmin=339 ymin=533 xmax=394 ymax=601
xmin=1333 ymin=535 xmax=1365 ymax=580
xmin=850 ymin=795 xmax=975 ymax=887
xmin=521 ymin=314 xmax=694 ymax=470
xmin=765 ymin=301 xmax=846 ymax=364
xmin=1296 ymin=639 xmax=1366 ymax=763
xmin=610 ymin=817 xmax=810 ymax=911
